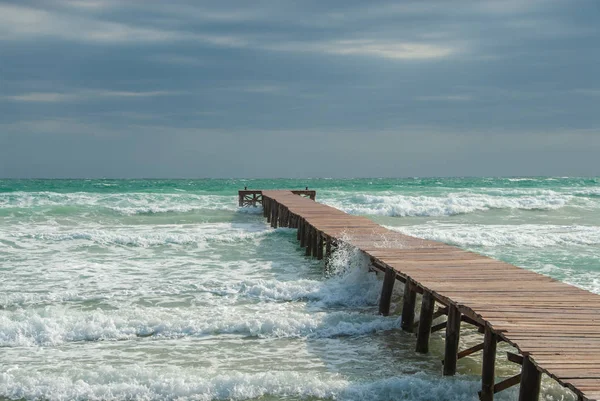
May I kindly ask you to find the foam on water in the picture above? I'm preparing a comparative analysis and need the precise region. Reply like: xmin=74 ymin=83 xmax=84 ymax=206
xmin=391 ymin=223 xmax=600 ymax=248
xmin=0 ymin=367 xmax=517 ymax=401
xmin=7 ymin=223 xmax=270 ymax=248
xmin=320 ymin=191 xmax=588 ymax=217
xmin=1 ymin=241 xmax=394 ymax=347
xmin=0 ymin=192 xmax=239 ymax=215
xmin=0 ymin=306 xmax=400 ymax=347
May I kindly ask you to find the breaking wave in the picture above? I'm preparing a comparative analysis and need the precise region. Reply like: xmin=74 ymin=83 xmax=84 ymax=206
xmin=390 ymin=223 xmax=600 ymax=248
xmin=0 ymin=192 xmax=238 ymax=215
xmin=0 ymin=368 xmax=511 ymax=401
xmin=3 ymin=223 xmax=271 ymax=248
xmin=0 ymin=306 xmax=398 ymax=347
xmin=321 ymin=192 xmax=592 ymax=217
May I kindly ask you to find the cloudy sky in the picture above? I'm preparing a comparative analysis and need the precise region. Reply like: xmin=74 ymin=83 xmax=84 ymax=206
xmin=1 ymin=0 xmax=599 ymax=178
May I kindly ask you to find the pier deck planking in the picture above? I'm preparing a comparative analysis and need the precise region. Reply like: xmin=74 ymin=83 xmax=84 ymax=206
xmin=254 ymin=190 xmax=600 ymax=401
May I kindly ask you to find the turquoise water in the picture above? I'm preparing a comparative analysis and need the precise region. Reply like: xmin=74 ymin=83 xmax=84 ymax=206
xmin=1 ymin=178 xmax=599 ymax=400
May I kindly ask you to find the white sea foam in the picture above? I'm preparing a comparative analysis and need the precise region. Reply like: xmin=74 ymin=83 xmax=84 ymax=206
xmin=0 ymin=367 xmax=518 ymax=401
xmin=539 ymin=264 xmax=600 ymax=295
xmin=0 ymin=192 xmax=238 ymax=214
xmin=389 ymin=223 xmax=600 ymax=248
xmin=5 ymin=222 xmax=270 ymax=248
xmin=0 ymin=255 xmax=383 ymax=311
xmin=321 ymin=192 xmax=582 ymax=217
xmin=234 ymin=271 xmax=382 ymax=307
xmin=0 ymin=243 xmax=395 ymax=346
xmin=0 ymin=305 xmax=399 ymax=347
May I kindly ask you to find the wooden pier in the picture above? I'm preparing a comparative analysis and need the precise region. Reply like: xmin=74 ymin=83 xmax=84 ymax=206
xmin=241 ymin=189 xmax=600 ymax=401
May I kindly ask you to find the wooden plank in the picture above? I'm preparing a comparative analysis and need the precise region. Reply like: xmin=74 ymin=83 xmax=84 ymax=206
xmin=494 ymin=374 xmax=521 ymax=394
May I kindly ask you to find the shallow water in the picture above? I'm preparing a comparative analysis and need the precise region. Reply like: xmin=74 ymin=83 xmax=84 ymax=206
xmin=1 ymin=178 xmax=598 ymax=400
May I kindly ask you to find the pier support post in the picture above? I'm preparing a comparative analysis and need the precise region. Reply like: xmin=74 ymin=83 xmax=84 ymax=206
xmin=325 ymin=237 xmax=332 ymax=258
xmin=311 ymin=228 xmax=319 ymax=258
xmin=518 ymin=356 xmax=541 ymax=401
xmin=400 ymin=278 xmax=417 ymax=332
xmin=300 ymin=220 xmax=307 ymax=247
xmin=401 ymin=280 xmax=417 ymax=332
xmin=266 ymin=199 xmax=272 ymax=223
xmin=263 ymin=197 xmax=269 ymax=218
xmin=415 ymin=291 xmax=435 ymax=353
xmin=303 ymin=222 xmax=310 ymax=249
xmin=278 ymin=205 xmax=285 ymax=227
xmin=316 ymin=232 xmax=324 ymax=260
xmin=271 ymin=201 xmax=278 ymax=228
xmin=378 ymin=267 xmax=396 ymax=316
xmin=297 ymin=218 xmax=303 ymax=241
xmin=480 ymin=326 xmax=497 ymax=401
xmin=306 ymin=226 xmax=313 ymax=256
xmin=443 ymin=305 xmax=461 ymax=376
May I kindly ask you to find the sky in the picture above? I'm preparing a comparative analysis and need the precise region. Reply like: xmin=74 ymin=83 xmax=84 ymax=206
xmin=1 ymin=0 xmax=599 ymax=178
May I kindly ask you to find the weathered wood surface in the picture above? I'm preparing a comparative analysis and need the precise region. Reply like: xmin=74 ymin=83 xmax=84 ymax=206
xmin=259 ymin=190 xmax=600 ymax=401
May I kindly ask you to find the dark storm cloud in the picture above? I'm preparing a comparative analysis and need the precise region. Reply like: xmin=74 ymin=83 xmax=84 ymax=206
xmin=1 ymin=0 xmax=599 ymax=177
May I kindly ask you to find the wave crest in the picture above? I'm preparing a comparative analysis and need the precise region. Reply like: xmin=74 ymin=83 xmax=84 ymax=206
xmin=392 ymin=223 xmax=600 ymax=248
xmin=322 ymin=192 xmax=582 ymax=217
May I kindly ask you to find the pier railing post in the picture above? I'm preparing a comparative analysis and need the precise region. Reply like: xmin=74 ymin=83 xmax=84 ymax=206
xmin=518 ymin=356 xmax=541 ymax=401
xmin=443 ymin=305 xmax=461 ymax=376
xmin=401 ymin=280 xmax=417 ymax=332
xmin=480 ymin=326 xmax=497 ymax=401
xmin=415 ymin=291 xmax=435 ymax=353
xmin=379 ymin=267 xmax=396 ymax=316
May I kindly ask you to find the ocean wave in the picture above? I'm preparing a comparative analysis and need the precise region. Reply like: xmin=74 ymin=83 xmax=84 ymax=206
xmin=321 ymin=192 xmax=580 ymax=217
xmin=573 ymin=188 xmax=600 ymax=197
xmin=8 ymin=223 xmax=271 ymax=248
xmin=0 ymin=367 xmax=510 ymax=401
xmin=0 ymin=247 xmax=393 ymax=345
xmin=235 ymin=258 xmax=385 ymax=308
xmin=389 ymin=223 xmax=600 ymax=248
xmin=0 ymin=245 xmax=385 ymax=313
xmin=0 ymin=192 xmax=239 ymax=215
xmin=535 ymin=264 xmax=600 ymax=295
xmin=0 ymin=305 xmax=399 ymax=347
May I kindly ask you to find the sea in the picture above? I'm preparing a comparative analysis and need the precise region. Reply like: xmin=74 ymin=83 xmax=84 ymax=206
xmin=1 ymin=178 xmax=599 ymax=401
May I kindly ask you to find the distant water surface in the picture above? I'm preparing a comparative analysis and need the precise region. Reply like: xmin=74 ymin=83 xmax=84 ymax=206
xmin=1 ymin=178 xmax=599 ymax=400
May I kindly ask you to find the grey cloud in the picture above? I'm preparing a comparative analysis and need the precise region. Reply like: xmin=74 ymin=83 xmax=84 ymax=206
xmin=1 ymin=0 xmax=599 ymax=178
